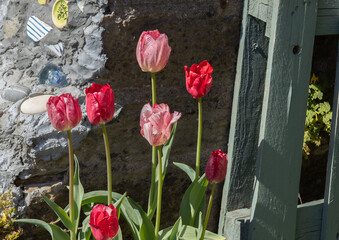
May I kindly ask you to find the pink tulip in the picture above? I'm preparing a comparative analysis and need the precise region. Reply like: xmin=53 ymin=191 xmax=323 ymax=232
xmin=136 ymin=30 xmax=171 ymax=73
xmin=85 ymin=83 xmax=115 ymax=126
xmin=89 ymin=204 xmax=119 ymax=240
xmin=205 ymin=149 xmax=228 ymax=183
xmin=140 ymin=103 xmax=181 ymax=146
xmin=46 ymin=93 xmax=82 ymax=131
xmin=185 ymin=60 xmax=213 ymax=99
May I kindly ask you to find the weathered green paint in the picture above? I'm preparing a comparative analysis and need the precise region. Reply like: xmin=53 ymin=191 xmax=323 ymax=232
xmin=321 ymin=40 xmax=339 ymax=240
xmin=248 ymin=0 xmax=273 ymax=37
xmin=296 ymin=200 xmax=323 ymax=240
xmin=218 ymin=0 xmax=268 ymax=237
xmin=248 ymin=0 xmax=318 ymax=239
xmin=318 ymin=0 xmax=339 ymax=8
xmin=316 ymin=9 xmax=339 ymax=35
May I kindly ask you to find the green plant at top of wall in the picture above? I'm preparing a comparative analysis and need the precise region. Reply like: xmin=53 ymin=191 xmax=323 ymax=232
xmin=0 ymin=190 xmax=22 ymax=240
xmin=303 ymin=74 xmax=332 ymax=159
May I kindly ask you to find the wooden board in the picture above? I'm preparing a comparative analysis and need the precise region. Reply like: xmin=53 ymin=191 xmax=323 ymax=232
xmin=248 ymin=0 xmax=318 ymax=239
xmin=218 ymin=0 xmax=268 ymax=236
xmin=316 ymin=9 xmax=339 ymax=35
xmin=318 ymin=0 xmax=339 ymax=8
xmin=248 ymin=0 xmax=273 ymax=37
xmin=321 ymin=39 xmax=339 ymax=240
xmin=295 ymin=200 xmax=323 ymax=240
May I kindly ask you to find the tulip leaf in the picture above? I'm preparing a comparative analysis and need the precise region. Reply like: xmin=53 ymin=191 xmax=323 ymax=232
xmin=148 ymin=122 xmax=178 ymax=220
xmin=77 ymin=215 xmax=91 ymax=240
xmin=41 ymin=195 xmax=74 ymax=232
xmin=112 ymin=227 xmax=123 ymax=240
xmin=14 ymin=219 xmax=70 ymax=240
xmin=127 ymin=197 xmax=155 ymax=240
xmin=173 ymin=162 xmax=195 ymax=182
xmin=178 ymin=225 xmax=226 ymax=240
xmin=159 ymin=224 xmax=226 ymax=240
xmin=73 ymin=155 xmax=84 ymax=237
xmin=113 ymin=192 xmax=127 ymax=219
xmin=179 ymin=174 xmax=208 ymax=227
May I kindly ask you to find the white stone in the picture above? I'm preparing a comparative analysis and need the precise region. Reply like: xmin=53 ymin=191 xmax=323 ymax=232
xmin=20 ymin=94 xmax=54 ymax=114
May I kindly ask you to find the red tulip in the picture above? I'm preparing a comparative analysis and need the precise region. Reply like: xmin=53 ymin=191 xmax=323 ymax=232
xmin=205 ymin=149 xmax=228 ymax=183
xmin=185 ymin=60 xmax=213 ymax=99
xmin=46 ymin=93 xmax=82 ymax=131
xmin=86 ymin=83 xmax=115 ymax=126
xmin=89 ymin=204 xmax=119 ymax=240
xmin=140 ymin=103 xmax=181 ymax=146
xmin=136 ymin=30 xmax=171 ymax=73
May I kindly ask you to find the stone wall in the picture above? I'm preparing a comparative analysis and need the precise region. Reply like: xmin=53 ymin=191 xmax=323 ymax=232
xmin=0 ymin=0 xmax=243 ymax=239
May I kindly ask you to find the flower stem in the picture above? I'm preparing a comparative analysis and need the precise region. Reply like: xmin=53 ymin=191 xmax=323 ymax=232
xmin=200 ymin=182 xmax=216 ymax=240
xmin=155 ymin=146 xmax=163 ymax=239
xmin=66 ymin=130 xmax=75 ymax=240
xmin=101 ymin=124 xmax=112 ymax=205
xmin=151 ymin=72 xmax=156 ymax=105
xmin=195 ymin=97 xmax=203 ymax=181
xmin=148 ymin=72 xmax=157 ymax=217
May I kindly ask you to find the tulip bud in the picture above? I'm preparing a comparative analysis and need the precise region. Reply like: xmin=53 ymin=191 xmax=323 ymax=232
xmin=85 ymin=83 xmax=115 ymax=126
xmin=89 ymin=204 xmax=119 ymax=240
xmin=136 ymin=30 xmax=171 ymax=73
xmin=46 ymin=93 xmax=82 ymax=131
xmin=140 ymin=103 xmax=181 ymax=146
xmin=205 ymin=149 xmax=228 ymax=183
xmin=185 ymin=60 xmax=213 ymax=99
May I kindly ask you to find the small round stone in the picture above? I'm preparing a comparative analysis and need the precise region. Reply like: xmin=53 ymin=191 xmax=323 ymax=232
xmin=1 ymin=85 xmax=31 ymax=102
xmin=20 ymin=95 xmax=54 ymax=114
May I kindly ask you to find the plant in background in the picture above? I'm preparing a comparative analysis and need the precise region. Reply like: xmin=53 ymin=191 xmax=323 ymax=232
xmin=0 ymin=191 xmax=22 ymax=240
xmin=303 ymin=73 xmax=332 ymax=158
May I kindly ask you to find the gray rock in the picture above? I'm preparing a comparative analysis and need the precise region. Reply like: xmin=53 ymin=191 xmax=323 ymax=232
xmin=1 ymin=85 xmax=31 ymax=102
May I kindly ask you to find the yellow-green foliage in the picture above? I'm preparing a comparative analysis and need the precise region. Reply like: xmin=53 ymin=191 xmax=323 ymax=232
xmin=0 ymin=190 xmax=22 ymax=240
xmin=303 ymin=74 xmax=332 ymax=158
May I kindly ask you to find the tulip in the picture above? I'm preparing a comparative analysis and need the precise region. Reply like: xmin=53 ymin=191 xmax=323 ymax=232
xmin=46 ymin=93 xmax=82 ymax=131
xmin=89 ymin=204 xmax=119 ymax=240
xmin=185 ymin=60 xmax=213 ymax=99
xmin=86 ymin=83 xmax=115 ymax=126
xmin=200 ymin=149 xmax=228 ymax=240
xmin=136 ymin=29 xmax=171 ymax=73
xmin=205 ymin=149 xmax=228 ymax=183
xmin=140 ymin=103 xmax=181 ymax=146
xmin=86 ymin=83 xmax=115 ymax=205
xmin=46 ymin=93 xmax=82 ymax=240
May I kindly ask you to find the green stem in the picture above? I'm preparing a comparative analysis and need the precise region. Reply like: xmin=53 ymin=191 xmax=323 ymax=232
xmin=148 ymin=72 xmax=157 ymax=217
xmin=147 ymin=146 xmax=157 ymax=217
xmin=67 ymin=130 xmax=75 ymax=240
xmin=200 ymin=182 xmax=216 ymax=240
xmin=151 ymin=72 xmax=156 ymax=105
xmin=195 ymin=97 xmax=203 ymax=181
xmin=155 ymin=146 xmax=163 ymax=239
xmin=101 ymin=124 xmax=112 ymax=205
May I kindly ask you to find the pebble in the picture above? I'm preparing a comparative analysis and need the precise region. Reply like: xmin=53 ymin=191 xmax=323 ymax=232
xmin=1 ymin=85 xmax=31 ymax=102
xmin=20 ymin=95 xmax=54 ymax=114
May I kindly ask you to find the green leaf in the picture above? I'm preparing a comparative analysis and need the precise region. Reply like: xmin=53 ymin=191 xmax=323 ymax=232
xmin=169 ymin=217 xmax=183 ymax=240
xmin=179 ymin=175 xmax=208 ymax=227
xmin=41 ymin=195 xmax=74 ymax=232
xmin=112 ymin=227 xmax=123 ymax=240
xmin=173 ymin=162 xmax=195 ymax=182
xmin=178 ymin=225 xmax=226 ymax=240
xmin=73 ymin=155 xmax=84 ymax=237
xmin=14 ymin=219 xmax=70 ymax=240
xmin=148 ymin=122 xmax=178 ymax=220
xmin=77 ymin=215 xmax=91 ymax=240
xmin=127 ymin=197 xmax=155 ymax=240
xmin=113 ymin=192 xmax=127 ymax=219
